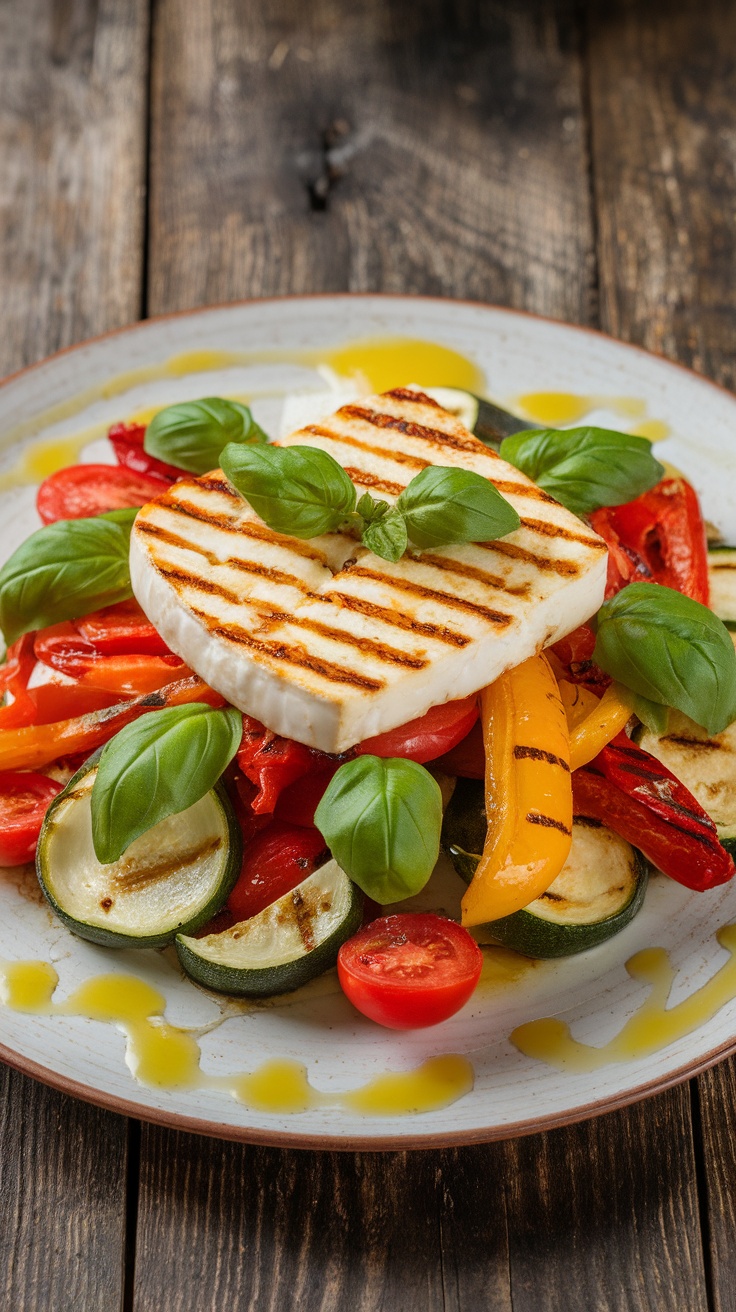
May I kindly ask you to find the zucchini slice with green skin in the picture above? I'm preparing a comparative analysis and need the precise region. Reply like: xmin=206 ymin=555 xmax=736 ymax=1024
xmin=441 ymin=778 xmax=648 ymax=957
xmin=708 ymin=545 xmax=736 ymax=630
xmin=176 ymin=859 xmax=364 ymax=997
xmin=421 ymin=387 xmax=531 ymax=449
xmin=635 ymin=710 xmax=736 ymax=858
xmin=36 ymin=755 xmax=241 ymax=948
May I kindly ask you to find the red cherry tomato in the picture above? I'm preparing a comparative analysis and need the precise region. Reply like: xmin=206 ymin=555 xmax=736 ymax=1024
xmin=36 ymin=464 xmax=168 ymax=523
xmin=337 ymin=913 xmax=483 ymax=1029
xmin=0 ymin=771 xmax=63 ymax=866
xmin=432 ymin=720 xmax=484 ymax=780
xmin=228 ymin=820 xmax=330 ymax=921
xmin=356 ymin=696 xmax=479 ymax=763
xmin=108 ymin=422 xmax=182 ymax=483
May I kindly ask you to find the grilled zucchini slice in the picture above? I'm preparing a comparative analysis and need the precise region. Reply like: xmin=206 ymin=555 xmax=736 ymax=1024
xmin=441 ymin=778 xmax=648 ymax=957
xmin=36 ymin=755 xmax=241 ymax=948
xmin=176 ymin=859 xmax=364 ymax=996
xmin=635 ymin=710 xmax=736 ymax=858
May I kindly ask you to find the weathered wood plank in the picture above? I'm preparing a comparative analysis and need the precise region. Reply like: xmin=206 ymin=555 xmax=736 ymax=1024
xmin=148 ymin=0 xmax=594 ymax=316
xmin=0 ymin=1065 xmax=129 ymax=1312
xmin=0 ymin=0 xmax=149 ymax=374
xmin=133 ymin=1133 xmax=512 ymax=1312
xmin=0 ymin=1 xmax=149 ymax=1308
xmin=502 ymin=1098 xmax=708 ymax=1312
xmin=588 ymin=0 xmax=736 ymax=387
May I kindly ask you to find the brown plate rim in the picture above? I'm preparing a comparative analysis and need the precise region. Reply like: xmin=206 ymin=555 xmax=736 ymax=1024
xmin=1 ymin=292 xmax=735 ymax=1150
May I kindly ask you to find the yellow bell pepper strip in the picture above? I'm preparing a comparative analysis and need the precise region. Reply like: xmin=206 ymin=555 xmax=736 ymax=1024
xmin=557 ymin=678 xmax=599 ymax=731
xmin=461 ymin=653 xmax=573 ymax=927
xmin=568 ymin=682 xmax=635 ymax=772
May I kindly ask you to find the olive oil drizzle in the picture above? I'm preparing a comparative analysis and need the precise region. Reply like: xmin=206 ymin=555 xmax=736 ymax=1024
xmin=0 ymin=961 xmax=473 ymax=1116
xmin=511 ymin=924 xmax=736 ymax=1071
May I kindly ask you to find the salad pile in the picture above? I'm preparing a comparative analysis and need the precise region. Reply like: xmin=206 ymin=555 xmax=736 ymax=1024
xmin=1 ymin=388 xmax=736 ymax=1032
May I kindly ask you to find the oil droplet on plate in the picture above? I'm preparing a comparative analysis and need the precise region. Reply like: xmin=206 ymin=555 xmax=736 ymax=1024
xmin=511 ymin=924 xmax=736 ymax=1071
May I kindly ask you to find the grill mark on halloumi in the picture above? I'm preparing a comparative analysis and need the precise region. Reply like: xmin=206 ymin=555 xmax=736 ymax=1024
xmin=196 ymin=473 xmax=242 ymax=500
xmin=342 ymin=467 xmax=405 ymax=497
xmin=491 ymin=479 xmax=559 ymax=505
xmin=478 ymin=540 xmax=581 ymax=577
xmin=520 ymin=517 xmax=608 ymax=550
xmin=255 ymin=605 xmax=428 ymax=669
xmin=343 ymin=565 xmax=515 ymax=625
xmin=330 ymin=592 xmax=470 ymax=648
xmin=166 ymin=499 xmax=330 ymax=564
xmin=340 ymin=404 xmax=482 ymax=455
xmin=302 ymin=424 xmax=430 ymax=471
xmin=416 ymin=552 xmax=530 ymax=597
xmin=189 ymin=607 xmax=386 ymax=691
xmin=138 ymin=521 xmax=321 ymax=598
xmin=158 ymin=563 xmax=426 ymax=669
xmin=385 ymin=387 xmax=444 ymax=408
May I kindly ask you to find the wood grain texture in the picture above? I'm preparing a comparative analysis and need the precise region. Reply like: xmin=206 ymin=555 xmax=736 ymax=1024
xmin=0 ymin=1063 xmax=128 ymax=1312
xmin=0 ymin=0 xmax=149 ymax=374
xmin=133 ymin=1133 xmax=513 ymax=1312
xmin=0 ymin=2 xmax=149 ymax=1307
xmin=148 ymin=0 xmax=595 ymax=317
xmin=587 ymin=0 xmax=736 ymax=386
xmin=502 ymin=1099 xmax=708 ymax=1312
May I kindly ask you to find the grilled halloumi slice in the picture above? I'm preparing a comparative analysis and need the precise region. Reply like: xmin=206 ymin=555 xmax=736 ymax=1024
xmin=129 ymin=387 xmax=608 ymax=752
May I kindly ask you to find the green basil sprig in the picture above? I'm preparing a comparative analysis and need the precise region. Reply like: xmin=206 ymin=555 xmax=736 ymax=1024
xmin=500 ymin=426 xmax=664 ymax=516
xmin=145 ymin=398 xmax=267 ymax=474
xmin=0 ymin=509 xmax=137 ymax=646
xmin=91 ymin=703 xmax=243 ymax=863
xmin=314 ymin=755 xmax=442 ymax=903
xmin=221 ymin=442 xmax=520 ymax=563
xmin=594 ymin=582 xmax=736 ymax=735
xmin=396 ymin=464 xmax=520 ymax=548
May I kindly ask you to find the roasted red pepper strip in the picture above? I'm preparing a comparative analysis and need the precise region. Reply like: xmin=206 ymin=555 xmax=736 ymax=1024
xmin=592 ymin=478 xmax=709 ymax=604
xmin=237 ymin=717 xmax=339 ymax=815
xmin=588 ymin=507 xmax=649 ymax=599
xmin=0 ymin=634 xmax=37 ymax=729
xmin=108 ymin=421 xmax=181 ymax=483
xmin=573 ymin=734 xmax=734 ymax=891
xmin=0 ymin=674 xmax=224 ymax=772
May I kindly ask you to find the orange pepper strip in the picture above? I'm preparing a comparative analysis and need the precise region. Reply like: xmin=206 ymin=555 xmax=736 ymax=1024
xmin=0 ymin=675 xmax=224 ymax=772
xmin=558 ymin=678 xmax=600 ymax=731
xmin=461 ymin=653 xmax=572 ymax=927
xmin=568 ymin=682 xmax=635 ymax=772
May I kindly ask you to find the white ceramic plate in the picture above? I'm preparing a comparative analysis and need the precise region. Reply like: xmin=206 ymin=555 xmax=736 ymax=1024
xmin=2 ymin=295 xmax=736 ymax=1149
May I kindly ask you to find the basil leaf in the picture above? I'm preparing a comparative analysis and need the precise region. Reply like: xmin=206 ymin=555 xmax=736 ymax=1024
xmin=314 ymin=755 xmax=442 ymax=903
xmin=632 ymin=694 xmax=670 ymax=735
xmin=355 ymin=492 xmax=389 ymax=523
xmin=397 ymin=466 xmax=520 ymax=550
xmin=0 ymin=511 xmax=137 ymax=646
xmin=362 ymin=509 xmax=409 ymax=563
xmin=594 ymin=582 xmax=736 ymax=735
xmin=91 ymin=703 xmax=242 ymax=863
xmin=500 ymin=427 xmax=664 ymax=516
xmin=145 ymin=398 xmax=268 ymax=474
xmin=221 ymin=443 xmax=357 ymax=538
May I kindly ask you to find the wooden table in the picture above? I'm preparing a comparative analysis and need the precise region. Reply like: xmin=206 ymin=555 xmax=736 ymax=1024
xmin=2 ymin=1 xmax=736 ymax=1307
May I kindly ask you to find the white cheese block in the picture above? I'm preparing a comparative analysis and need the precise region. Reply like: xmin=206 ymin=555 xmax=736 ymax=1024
xmin=130 ymin=387 xmax=608 ymax=752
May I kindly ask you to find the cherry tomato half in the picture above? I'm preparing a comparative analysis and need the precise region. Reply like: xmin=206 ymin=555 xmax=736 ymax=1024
xmin=337 ymin=913 xmax=483 ymax=1029
xmin=0 ymin=771 xmax=63 ymax=866
xmin=356 ymin=696 xmax=479 ymax=764
xmin=36 ymin=464 xmax=168 ymax=523
xmin=228 ymin=820 xmax=330 ymax=921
